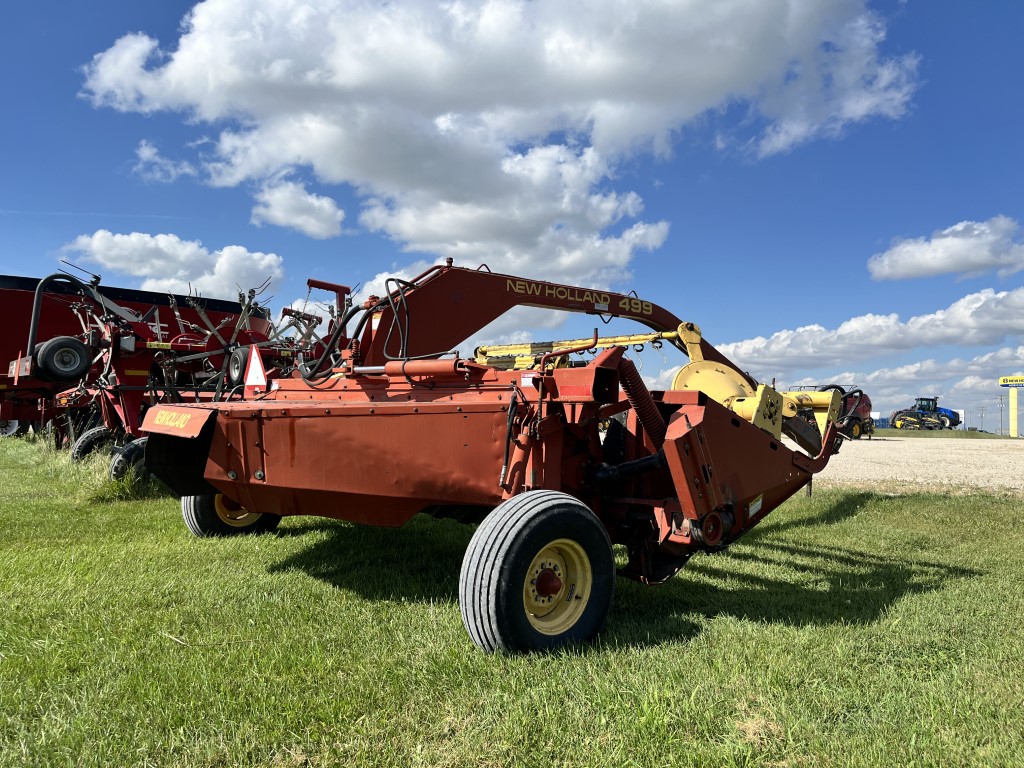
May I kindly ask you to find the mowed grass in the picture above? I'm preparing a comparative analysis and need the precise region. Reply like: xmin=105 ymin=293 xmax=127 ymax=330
xmin=2 ymin=437 xmax=1023 ymax=767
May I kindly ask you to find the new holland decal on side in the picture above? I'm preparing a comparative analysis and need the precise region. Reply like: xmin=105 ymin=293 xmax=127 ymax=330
xmin=153 ymin=410 xmax=193 ymax=430
xmin=505 ymin=279 xmax=653 ymax=315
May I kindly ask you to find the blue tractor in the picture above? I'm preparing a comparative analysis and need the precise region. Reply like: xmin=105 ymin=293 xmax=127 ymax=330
xmin=890 ymin=397 xmax=960 ymax=430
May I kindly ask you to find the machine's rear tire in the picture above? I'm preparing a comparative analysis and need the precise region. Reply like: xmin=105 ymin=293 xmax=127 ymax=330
xmin=35 ymin=336 xmax=91 ymax=382
xmin=181 ymin=493 xmax=282 ymax=537
xmin=459 ymin=490 xmax=615 ymax=654
xmin=70 ymin=426 xmax=121 ymax=461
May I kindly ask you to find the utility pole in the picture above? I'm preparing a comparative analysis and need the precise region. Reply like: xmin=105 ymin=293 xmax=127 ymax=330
xmin=979 ymin=404 xmax=986 ymax=432
xmin=998 ymin=394 xmax=1006 ymax=436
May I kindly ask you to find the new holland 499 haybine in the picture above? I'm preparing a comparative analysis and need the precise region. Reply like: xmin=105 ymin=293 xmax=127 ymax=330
xmin=143 ymin=261 xmax=844 ymax=653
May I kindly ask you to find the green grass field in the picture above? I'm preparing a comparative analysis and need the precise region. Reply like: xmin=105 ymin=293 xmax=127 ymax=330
xmin=2 ymin=436 xmax=1023 ymax=767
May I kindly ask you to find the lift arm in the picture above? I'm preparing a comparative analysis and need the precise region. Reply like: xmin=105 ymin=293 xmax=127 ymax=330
xmin=358 ymin=263 xmax=749 ymax=383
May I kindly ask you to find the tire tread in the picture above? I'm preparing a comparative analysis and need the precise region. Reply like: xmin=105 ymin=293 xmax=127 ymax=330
xmin=180 ymin=493 xmax=282 ymax=538
xmin=459 ymin=490 xmax=613 ymax=653
xmin=70 ymin=426 xmax=114 ymax=462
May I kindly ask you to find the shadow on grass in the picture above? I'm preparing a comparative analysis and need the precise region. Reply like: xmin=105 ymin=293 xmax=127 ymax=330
xmin=268 ymin=492 xmax=980 ymax=649
xmin=268 ymin=515 xmax=474 ymax=602
xmin=605 ymin=490 xmax=979 ymax=647
xmin=744 ymin=490 xmax=874 ymax=540
xmin=604 ymin=539 xmax=978 ymax=647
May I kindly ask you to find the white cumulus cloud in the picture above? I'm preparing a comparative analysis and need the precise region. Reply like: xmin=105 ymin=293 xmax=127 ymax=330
xmin=646 ymin=342 xmax=1023 ymax=424
xmin=63 ymin=229 xmax=284 ymax=300
xmin=868 ymin=215 xmax=1024 ymax=281
xmin=81 ymin=0 xmax=918 ymax=281
xmin=718 ymin=287 xmax=1024 ymax=377
xmin=782 ymin=345 xmax=1024 ymax=419
xmin=132 ymin=139 xmax=197 ymax=182
xmin=251 ymin=178 xmax=344 ymax=239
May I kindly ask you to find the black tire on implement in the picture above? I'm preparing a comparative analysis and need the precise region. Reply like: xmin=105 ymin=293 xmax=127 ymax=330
xmin=70 ymin=426 xmax=119 ymax=461
xmin=35 ymin=336 xmax=91 ymax=381
xmin=228 ymin=347 xmax=250 ymax=386
xmin=0 ymin=419 xmax=25 ymax=437
xmin=109 ymin=437 xmax=150 ymax=482
xmin=181 ymin=493 xmax=282 ymax=537
xmin=459 ymin=490 xmax=615 ymax=654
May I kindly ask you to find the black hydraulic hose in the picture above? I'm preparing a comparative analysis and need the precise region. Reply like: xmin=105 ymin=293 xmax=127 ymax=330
xmin=382 ymin=278 xmax=414 ymax=360
xmin=380 ymin=277 xmax=452 ymax=363
xmin=345 ymin=303 xmax=376 ymax=347
xmin=498 ymin=392 xmax=519 ymax=487
xmin=592 ymin=449 xmax=667 ymax=483
xmin=818 ymin=383 xmax=866 ymax=424
xmin=301 ymin=303 xmax=367 ymax=381
xmin=817 ymin=384 xmax=847 ymax=396
xmin=381 ymin=277 xmax=447 ymax=362
xmin=843 ymin=389 xmax=866 ymax=418
xmin=302 ymin=274 xmax=447 ymax=383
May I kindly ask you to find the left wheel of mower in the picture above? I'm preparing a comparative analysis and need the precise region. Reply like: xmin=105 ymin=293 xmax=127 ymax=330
xmin=459 ymin=490 xmax=615 ymax=654
xmin=181 ymin=493 xmax=282 ymax=537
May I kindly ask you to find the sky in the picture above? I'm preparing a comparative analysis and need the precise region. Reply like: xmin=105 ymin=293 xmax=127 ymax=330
xmin=2 ymin=0 xmax=1022 ymax=433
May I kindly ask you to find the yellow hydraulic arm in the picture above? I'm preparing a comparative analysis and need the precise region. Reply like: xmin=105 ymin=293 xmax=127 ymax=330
xmin=475 ymin=323 xmax=839 ymax=444
xmin=474 ymin=331 xmax=679 ymax=369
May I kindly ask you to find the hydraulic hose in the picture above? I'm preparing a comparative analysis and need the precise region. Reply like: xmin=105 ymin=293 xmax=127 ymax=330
xmin=300 ymin=303 xmax=366 ymax=381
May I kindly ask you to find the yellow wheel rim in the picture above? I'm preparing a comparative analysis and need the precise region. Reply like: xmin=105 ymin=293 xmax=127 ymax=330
xmin=214 ymin=494 xmax=261 ymax=527
xmin=851 ymin=423 xmax=861 ymax=438
xmin=522 ymin=538 xmax=593 ymax=636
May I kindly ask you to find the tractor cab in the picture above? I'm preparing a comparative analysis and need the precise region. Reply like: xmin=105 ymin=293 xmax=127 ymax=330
xmin=914 ymin=397 xmax=939 ymax=413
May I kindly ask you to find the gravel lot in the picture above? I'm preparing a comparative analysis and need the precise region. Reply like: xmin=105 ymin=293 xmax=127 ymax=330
xmin=812 ymin=436 xmax=1024 ymax=495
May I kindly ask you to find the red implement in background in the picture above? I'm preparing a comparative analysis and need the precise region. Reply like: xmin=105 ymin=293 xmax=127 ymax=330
xmin=0 ymin=273 xmax=270 ymax=440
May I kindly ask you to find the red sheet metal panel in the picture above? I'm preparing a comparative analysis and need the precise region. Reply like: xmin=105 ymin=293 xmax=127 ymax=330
xmin=201 ymin=401 xmax=509 ymax=526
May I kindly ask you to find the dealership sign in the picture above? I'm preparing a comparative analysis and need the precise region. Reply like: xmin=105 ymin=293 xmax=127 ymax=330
xmin=999 ymin=376 xmax=1024 ymax=388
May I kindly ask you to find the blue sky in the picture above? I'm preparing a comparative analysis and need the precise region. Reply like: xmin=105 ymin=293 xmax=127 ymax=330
xmin=2 ymin=1 xmax=1022 ymax=431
